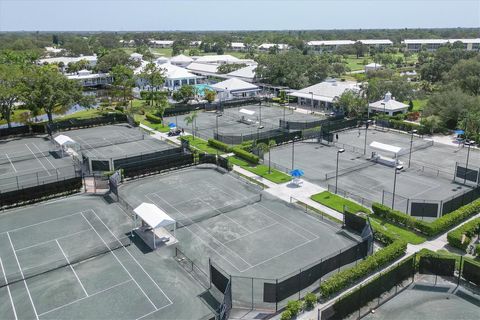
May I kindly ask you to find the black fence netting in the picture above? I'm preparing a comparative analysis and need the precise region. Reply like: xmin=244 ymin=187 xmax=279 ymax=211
xmin=321 ymin=255 xmax=415 ymax=320
xmin=442 ymin=186 xmax=480 ymax=216
xmin=113 ymin=148 xmax=183 ymax=169
xmin=49 ymin=113 xmax=127 ymax=132
xmin=419 ymin=256 xmax=456 ymax=276
xmin=119 ymin=153 xmax=195 ymax=178
xmin=164 ymin=104 xmax=205 ymax=117
xmin=343 ymin=211 xmax=367 ymax=234
xmin=0 ymin=176 xmax=82 ymax=208
xmin=462 ymin=260 xmax=480 ymax=286
xmin=199 ymin=153 xmax=218 ymax=165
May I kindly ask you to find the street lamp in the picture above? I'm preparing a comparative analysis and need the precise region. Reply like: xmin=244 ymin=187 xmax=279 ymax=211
xmin=259 ymin=103 xmax=262 ymax=127
xmin=392 ymin=165 xmax=404 ymax=209
xmin=215 ymin=113 xmax=222 ymax=136
xmin=309 ymin=91 xmax=314 ymax=114
xmin=408 ymin=129 xmax=418 ymax=168
xmin=291 ymin=135 xmax=299 ymax=171
xmin=464 ymin=140 xmax=475 ymax=185
xmin=380 ymin=102 xmax=386 ymax=128
xmin=335 ymin=148 xmax=345 ymax=194
xmin=363 ymin=120 xmax=372 ymax=155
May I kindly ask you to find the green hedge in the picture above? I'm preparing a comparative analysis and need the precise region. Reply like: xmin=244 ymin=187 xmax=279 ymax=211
xmin=320 ymin=240 xmax=407 ymax=298
xmin=231 ymin=147 xmax=259 ymax=164
xmin=447 ymin=218 xmax=480 ymax=251
xmin=207 ymin=139 xmax=231 ymax=153
xmin=145 ymin=113 xmax=162 ymax=124
xmin=383 ymin=119 xmax=429 ymax=135
xmin=373 ymin=199 xmax=480 ymax=237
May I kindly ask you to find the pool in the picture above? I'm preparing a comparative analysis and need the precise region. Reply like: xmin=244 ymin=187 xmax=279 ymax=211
xmin=194 ymin=84 xmax=213 ymax=96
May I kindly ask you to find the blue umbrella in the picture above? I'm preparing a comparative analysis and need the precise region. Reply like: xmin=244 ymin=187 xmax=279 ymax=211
xmin=168 ymin=122 xmax=176 ymax=128
xmin=290 ymin=169 xmax=304 ymax=178
xmin=454 ymin=129 xmax=465 ymax=135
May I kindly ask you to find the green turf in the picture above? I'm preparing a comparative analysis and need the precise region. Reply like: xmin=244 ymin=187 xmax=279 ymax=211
xmin=228 ymin=156 xmax=291 ymax=184
xmin=311 ymin=191 xmax=371 ymax=214
xmin=180 ymin=135 xmax=225 ymax=154
xmin=370 ymin=216 xmax=426 ymax=245
xmin=344 ymin=55 xmax=370 ymax=71
xmin=55 ymin=108 xmax=105 ymax=121
xmin=408 ymin=99 xmax=428 ymax=112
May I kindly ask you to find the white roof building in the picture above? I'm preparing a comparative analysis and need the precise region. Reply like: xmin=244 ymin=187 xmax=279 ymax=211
xmin=67 ymin=70 xmax=113 ymax=87
xmin=368 ymin=92 xmax=409 ymax=116
xmin=44 ymin=47 xmax=63 ymax=54
xmin=210 ymin=78 xmax=260 ymax=100
xmin=289 ymin=79 xmax=361 ymax=110
xmin=358 ymin=39 xmax=393 ymax=45
xmin=135 ymin=62 xmax=200 ymax=90
xmin=190 ymin=40 xmax=202 ymax=46
xmin=186 ymin=62 xmax=220 ymax=76
xmin=194 ymin=54 xmax=240 ymax=64
xmin=402 ymin=38 xmax=480 ymax=51
xmin=258 ymin=43 xmax=289 ymax=50
xmin=170 ymin=54 xmax=194 ymax=67
xmin=231 ymin=42 xmax=246 ymax=50
xmin=39 ymin=55 xmax=97 ymax=67
xmin=364 ymin=63 xmax=382 ymax=72
xmin=307 ymin=40 xmax=355 ymax=46
xmin=149 ymin=40 xmax=174 ymax=47
xmin=226 ymin=65 xmax=256 ymax=83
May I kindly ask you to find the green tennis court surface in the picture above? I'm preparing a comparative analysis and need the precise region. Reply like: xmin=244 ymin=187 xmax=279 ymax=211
xmin=0 ymin=195 xmax=212 ymax=320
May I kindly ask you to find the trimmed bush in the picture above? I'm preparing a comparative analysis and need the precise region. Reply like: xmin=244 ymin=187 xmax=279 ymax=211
xmin=231 ymin=147 xmax=259 ymax=164
xmin=237 ymin=140 xmax=254 ymax=152
xmin=320 ymin=240 xmax=407 ymax=298
xmin=447 ymin=218 xmax=480 ymax=251
xmin=286 ymin=300 xmax=302 ymax=317
xmin=304 ymin=293 xmax=317 ymax=310
xmin=476 ymin=244 xmax=480 ymax=256
xmin=145 ymin=113 xmax=162 ymax=124
xmin=207 ymin=139 xmax=231 ymax=153
xmin=372 ymin=203 xmax=432 ymax=235
xmin=280 ymin=310 xmax=292 ymax=320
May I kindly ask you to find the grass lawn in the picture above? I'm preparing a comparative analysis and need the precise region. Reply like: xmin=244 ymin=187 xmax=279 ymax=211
xmin=344 ymin=55 xmax=369 ymax=71
xmin=409 ymin=99 xmax=428 ymax=112
xmin=228 ymin=156 xmax=291 ymax=184
xmin=180 ymin=135 xmax=225 ymax=154
xmin=133 ymin=114 xmax=170 ymax=133
xmin=370 ymin=216 xmax=426 ymax=245
xmin=0 ymin=108 xmax=31 ymax=125
xmin=311 ymin=191 xmax=371 ymax=214
xmin=55 ymin=108 xmax=105 ymax=121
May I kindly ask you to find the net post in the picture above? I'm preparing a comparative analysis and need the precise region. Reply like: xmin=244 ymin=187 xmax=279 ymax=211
xmin=208 ymin=258 xmax=212 ymax=289
xmin=251 ymin=277 xmax=254 ymax=310
xmin=275 ymin=278 xmax=278 ymax=312
xmin=457 ymin=256 xmax=463 ymax=287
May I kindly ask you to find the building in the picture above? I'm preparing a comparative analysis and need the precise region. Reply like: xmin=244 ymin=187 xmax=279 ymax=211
xmin=186 ymin=62 xmax=220 ymax=77
xmin=226 ymin=65 xmax=256 ymax=83
xmin=358 ymin=39 xmax=393 ymax=50
xmin=148 ymin=40 xmax=174 ymax=48
xmin=306 ymin=40 xmax=355 ymax=52
xmin=44 ymin=47 xmax=64 ymax=56
xmin=210 ymin=78 xmax=260 ymax=100
xmin=364 ymin=63 xmax=382 ymax=73
xmin=189 ymin=41 xmax=202 ymax=47
xmin=230 ymin=42 xmax=246 ymax=51
xmin=170 ymin=54 xmax=194 ymax=67
xmin=194 ymin=54 xmax=240 ymax=64
xmin=135 ymin=62 xmax=200 ymax=90
xmin=368 ymin=92 xmax=409 ymax=116
xmin=119 ymin=40 xmax=135 ymax=47
xmin=288 ymin=79 xmax=361 ymax=110
xmin=258 ymin=43 xmax=289 ymax=51
xmin=402 ymin=39 xmax=480 ymax=52
xmin=67 ymin=70 xmax=113 ymax=87
xmin=38 ymin=55 xmax=97 ymax=72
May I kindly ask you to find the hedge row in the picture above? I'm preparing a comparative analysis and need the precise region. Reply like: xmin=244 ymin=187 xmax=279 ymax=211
xmin=145 ymin=113 xmax=162 ymax=124
xmin=388 ymin=119 xmax=428 ymax=135
xmin=372 ymin=200 xmax=480 ymax=237
xmin=319 ymin=240 xmax=407 ymax=298
xmin=447 ymin=217 xmax=480 ymax=251
xmin=231 ymin=147 xmax=259 ymax=164
xmin=207 ymin=139 xmax=231 ymax=153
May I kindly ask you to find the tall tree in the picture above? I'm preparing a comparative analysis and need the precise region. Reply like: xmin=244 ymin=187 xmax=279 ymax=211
xmin=138 ymin=62 xmax=166 ymax=105
xmin=446 ymin=57 xmax=480 ymax=96
xmin=173 ymin=85 xmax=197 ymax=103
xmin=22 ymin=65 xmax=89 ymax=124
xmin=111 ymin=65 xmax=135 ymax=104
xmin=335 ymin=90 xmax=367 ymax=118
xmin=96 ymin=49 xmax=135 ymax=72
xmin=184 ymin=111 xmax=198 ymax=140
xmin=0 ymin=64 xmax=23 ymax=128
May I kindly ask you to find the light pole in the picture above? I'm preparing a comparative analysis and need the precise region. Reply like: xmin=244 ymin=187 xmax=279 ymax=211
xmin=464 ymin=140 xmax=474 ymax=185
xmin=363 ymin=120 xmax=372 ymax=155
xmin=291 ymin=135 xmax=299 ymax=170
xmin=381 ymin=102 xmax=386 ymax=128
xmin=259 ymin=103 xmax=262 ymax=127
xmin=335 ymin=149 xmax=345 ymax=194
xmin=392 ymin=165 xmax=404 ymax=209
xmin=215 ymin=113 xmax=222 ymax=136
xmin=309 ymin=91 xmax=314 ymax=114
xmin=408 ymin=129 xmax=418 ymax=168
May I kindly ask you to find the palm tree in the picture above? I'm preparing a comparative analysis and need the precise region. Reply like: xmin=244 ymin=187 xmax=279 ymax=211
xmin=257 ymin=139 xmax=276 ymax=173
xmin=184 ymin=111 xmax=198 ymax=140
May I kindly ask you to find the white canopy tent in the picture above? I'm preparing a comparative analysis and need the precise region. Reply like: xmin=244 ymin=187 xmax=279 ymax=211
xmin=239 ymin=108 xmax=255 ymax=116
xmin=54 ymin=134 xmax=78 ymax=157
xmin=133 ymin=203 xmax=177 ymax=249
xmin=369 ymin=141 xmax=403 ymax=167
xmin=54 ymin=134 xmax=76 ymax=147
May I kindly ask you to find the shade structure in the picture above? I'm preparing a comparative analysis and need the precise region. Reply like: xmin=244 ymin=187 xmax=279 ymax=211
xmin=133 ymin=202 xmax=175 ymax=229
xmin=239 ymin=108 xmax=255 ymax=116
xmin=454 ymin=129 xmax=465 ymax=135
xmin=54 ymin=134 xmax=76 ymax=146
xmin=369 ymin=141 xmax=402 ymax=155
xmin=168 ymin=122 xmax=176 ymax=128
xmin=290 ymin=169 xmax=304 ymax=177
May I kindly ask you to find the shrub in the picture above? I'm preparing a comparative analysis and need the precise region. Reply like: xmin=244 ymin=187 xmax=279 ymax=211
xmin=447 ymin=218 xmax=480 ymax=251
xmin=207 ymin=139 xmax=231 ymax=153
xmin=476 ymin=244 xmax=480 ymax=256
xmin=231 ymin=147 xmax=259 ymax=164
xmin=286 ymin=300 xmax=302 ymax=317
xmin=304 ymin=293 xmax=317 ymax=310
xmin=145 ymin=113 xmax=162 ymax=124
xmin=371 ymin=203 xmax=432 ymax=235
xmin=114 ymin=105 xmax=124 ymax=112
xmin=237 ymin=140 xmax=254 ymax=152
xmin=320 ymin=240 xmax=407 ymax=298
xmin=280 ymin=310 xmax=292 ymax=320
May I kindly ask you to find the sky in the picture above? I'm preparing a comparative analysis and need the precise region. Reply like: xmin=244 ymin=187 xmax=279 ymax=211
xmin=0 ymin=0 xmax=479 ymax=31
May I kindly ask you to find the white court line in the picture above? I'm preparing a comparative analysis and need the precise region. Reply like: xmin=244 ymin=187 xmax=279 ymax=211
xmin=80 ymin=212 xmax=159 ymax=309
xmin=146 ymin=193 xmax=251 ymax=271
xmin=5 ymin=154 xmax=17 ymax=173
xmin=55 ymin=240 xmax=89 ymax=297
xmin=135 ymin=303 xmax=173 ymax=320
xmin=7 ymin=232 xmax=39 ymax=320
xmin=0 ymin=257 xmax=19 ymax=320
xmin=30 ymin=143 xmax=56 ymax=170
xmin=0 ymin=210 xmax=84 ymax=235
xmin=15 ymin=228 xmax=92 ymax=252
xmin=38 ymin=279 xmax=133 ymax=317
xmin=223 ymin=222 xmax=279 ymax=245
xmin=24 ymin=144 xmax=51 ymax=176
xmin=197 ymin=198 xmax=251 ymax=234
xmin=74 ymin=136 xmax=103 ymax=159
xmin=85 ymin=209 xmax=173 ymax=305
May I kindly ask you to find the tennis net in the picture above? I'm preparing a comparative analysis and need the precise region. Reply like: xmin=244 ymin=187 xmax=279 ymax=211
xmin=325 ymin=160 xmax=376 ymax=180
xmin=0 ymin=236 xmax=130 ymax=288
xmin=398 ymin=139 xmax=434 ymax=156
xmin=175 ymin=194 xmax=262 ymax=228
xmin=80 ymin=135 xmax=145 ymax=150
xmin=0 ymin=150 xmax=51 ymax=165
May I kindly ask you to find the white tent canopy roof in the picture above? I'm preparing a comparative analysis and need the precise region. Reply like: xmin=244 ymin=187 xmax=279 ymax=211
xmin=134 ymin=203 xmax=176 ymax=229
xmin=54 ymin=134 xmax=76 ymax=146
xmin=239 ymin=108 xmax=255 ymax=116
xmin=369 ymin=141 xmax=402 ymax=154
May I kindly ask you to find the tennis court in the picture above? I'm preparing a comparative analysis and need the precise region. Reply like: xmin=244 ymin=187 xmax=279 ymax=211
xmin=0 ymin=136 xmax=77 ymax=193
xmin=119 ymin=166 xmax=361 ymax=280
xmin=362 ymin=280 xmax=480 ymax=320
xmin=0 ymin=195 xmax=213 ymax=320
